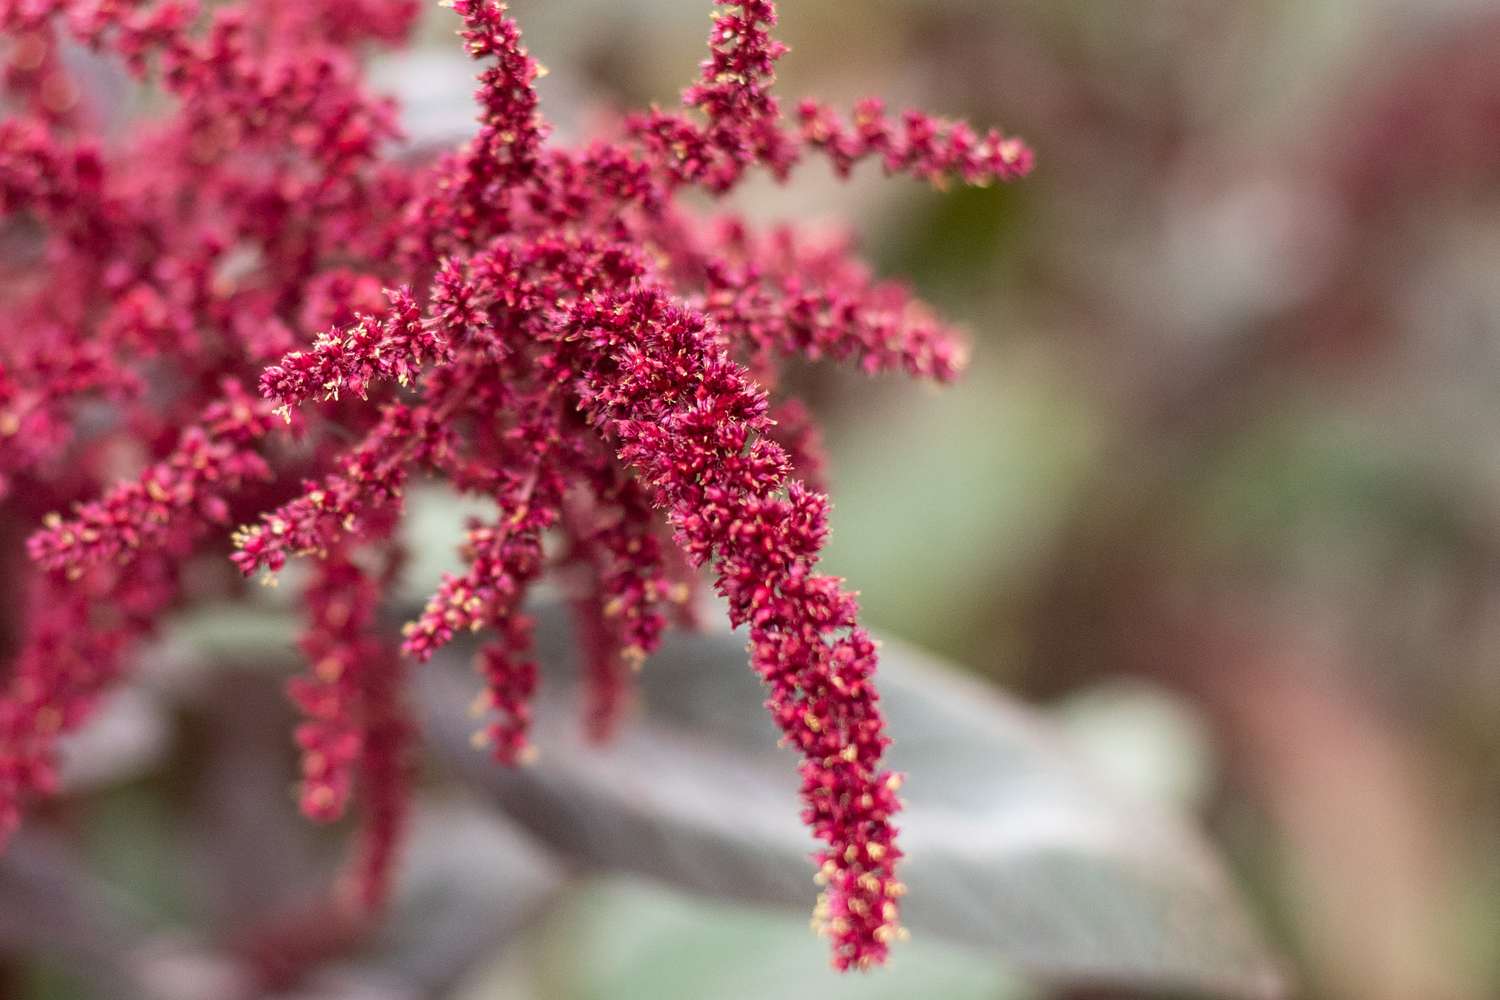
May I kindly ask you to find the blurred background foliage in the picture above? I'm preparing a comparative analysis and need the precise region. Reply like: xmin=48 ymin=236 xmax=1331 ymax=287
xmin=9 ymin=0 xmax=1500 ymax=997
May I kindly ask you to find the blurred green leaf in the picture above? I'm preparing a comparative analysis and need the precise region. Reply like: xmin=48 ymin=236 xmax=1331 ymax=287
xmin=1052 ymin=680 xmax=1217 ymax=811
xmin=419 ymin=604 xmax=1285 ymax=999
xmin=530 ymin=876 xmax=1033 ymax=1000
xmin=358 ymin=797 xmax=565 ymax=996
xmin=78 ymin=785 xmax=191 ymax=926
xmin=0 ymin=835 xmax=150 ymax=978
xmin=819 ymin=355 xmax=1100 ymax=668
xmin=877 ymin=181 xmax=1030 ymax=307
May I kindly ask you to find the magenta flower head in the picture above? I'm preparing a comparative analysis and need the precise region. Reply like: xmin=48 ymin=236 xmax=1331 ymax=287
xmin=1 ymin=0 xmax=1031 ymax=971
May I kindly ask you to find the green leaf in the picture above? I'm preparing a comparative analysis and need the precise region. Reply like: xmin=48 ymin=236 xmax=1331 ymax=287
xmin=529 ymin=875 xmax=1036 ymax=1000
xmin=418 ymin=606 xmax=1285 ymax=999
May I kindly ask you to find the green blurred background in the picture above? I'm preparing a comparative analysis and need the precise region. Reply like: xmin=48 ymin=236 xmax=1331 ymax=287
xmin=15 ymin=1 xmax=1500 ymax=998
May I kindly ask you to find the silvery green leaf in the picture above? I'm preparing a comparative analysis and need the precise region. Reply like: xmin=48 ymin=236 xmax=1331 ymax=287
xmin=419 ymin=606 xmax=1284 ymax=999
xmin=358 ymin=797 xmax=565 ymax=995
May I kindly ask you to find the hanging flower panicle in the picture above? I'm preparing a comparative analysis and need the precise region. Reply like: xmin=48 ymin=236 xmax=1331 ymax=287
xmin=291 ymin=552 xmax=412 ymax=910
xmin=0 ymin=0 xmax=1032 ymax=971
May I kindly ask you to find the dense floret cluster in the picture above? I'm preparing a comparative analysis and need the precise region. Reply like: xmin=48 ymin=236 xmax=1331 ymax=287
xmin=0 ymin=0 xmax=1031 ymax=969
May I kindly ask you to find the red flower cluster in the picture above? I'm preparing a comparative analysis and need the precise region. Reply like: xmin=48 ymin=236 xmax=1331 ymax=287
xmin=291 ymin=552 xmax=411 ymax=911
xmin=0 ymin=0 xmax=1031 ymax=970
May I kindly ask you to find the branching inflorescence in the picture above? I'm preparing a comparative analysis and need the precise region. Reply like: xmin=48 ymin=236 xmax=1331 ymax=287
xmin=0 ymin=0 xmax=1031 ymax=970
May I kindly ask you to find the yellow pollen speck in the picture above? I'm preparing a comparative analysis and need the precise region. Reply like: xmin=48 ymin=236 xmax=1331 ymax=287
xmin=810 ymin=893 xmax=831 ymax=935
